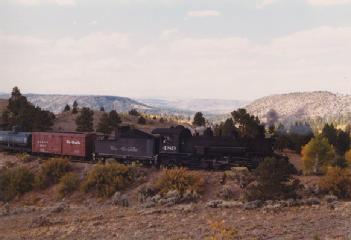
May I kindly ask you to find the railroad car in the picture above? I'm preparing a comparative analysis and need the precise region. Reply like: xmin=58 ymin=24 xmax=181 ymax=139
xmin=94 ymin=126 xmax=158 ymax=164
xmin=32 ymin=132 xmax=96 ymax=159
xmin=0 ymin=130 xmax=32 ymax=152
xmin=0 ymin=125 xmax=275 ymax=170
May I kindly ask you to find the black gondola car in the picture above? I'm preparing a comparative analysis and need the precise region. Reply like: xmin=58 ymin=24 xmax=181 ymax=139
xmin=94 ymin=126 xmax=158 ymax=164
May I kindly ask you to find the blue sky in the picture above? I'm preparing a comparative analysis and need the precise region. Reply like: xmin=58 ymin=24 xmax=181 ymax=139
xmin=1 ymin=0 xmax=351 ymax=100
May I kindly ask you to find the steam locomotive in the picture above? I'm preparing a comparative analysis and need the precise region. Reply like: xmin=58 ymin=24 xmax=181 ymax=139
xmin=0 ymin=125 xmax=274 ymax=170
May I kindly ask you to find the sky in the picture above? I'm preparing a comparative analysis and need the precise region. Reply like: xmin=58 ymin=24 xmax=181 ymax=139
xmin=0 ymin=0 xmax=351 ymax=100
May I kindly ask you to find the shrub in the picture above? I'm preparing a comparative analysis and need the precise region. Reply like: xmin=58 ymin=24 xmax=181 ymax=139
xmin=81 ymin=163 xmax=136 ymax=197
xmin=0 ymin=167 xmax=34 ymax=201
xmin=207 ymin=219 xmax=237 ymax=240
xmin=137 ymin=116 xmax=146 ymax=125
xmin=346 ymin=150 xmax=351 ymax=166
xmin=245 ymin=157 xmax=301 ymax=201
xmin=17 ymin=153 xmax=32 ymax=162
xmin=331 ymin=156 xmax=348 ymax=169
xmin=154 ymin=167 xmax=205 ymax=196
xmin=319 ymin=167 xmax=351 ymax=199
xmin=58 ymin=173 xmax=80 ymax=197
xmin=36 ymin=158 xmax=71 ymax=188
xmin=223 ymin=167 xmax=254 ymax=188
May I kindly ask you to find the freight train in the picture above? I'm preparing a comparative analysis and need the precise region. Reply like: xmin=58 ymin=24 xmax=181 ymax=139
xmin=0 ymin=125 xmax=274 ymax=169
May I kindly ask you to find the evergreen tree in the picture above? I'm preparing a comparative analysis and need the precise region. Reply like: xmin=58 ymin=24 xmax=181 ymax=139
xmin=128 ymin=109 xmax=140 ymax=116
xmin=72 ymin=100 xmax=78 ymax=114
xmin=335 ymin=130 xmax=350 ymax=155
xmin=2 ymin=87 xmax=54 ymax=131
xmin=219 ymin=118 xmax=238 ymax=137
xmin=231 ymin=108 xmax=265 ymax=139
xmin=137 ymin=116 xmax=146 ymax=125
xmin=322 ymin=123 xmax=350 ymax=155
xmin=322 ymin=123 xmax=338 ymax=146
xmin=192 ymin=112 xmax=206 ymax=127
xmin=96 ymin=112 xmax=112 ymax=134
xmin=100 ymin=106 xmax=105 ymax=112
xmin=63 ymin=104 xmax=71 ymax=112
xmin=75 ymin=107 xmax=94 ymax=132
xmin=109 ymin=110 xmax=121 ymax=128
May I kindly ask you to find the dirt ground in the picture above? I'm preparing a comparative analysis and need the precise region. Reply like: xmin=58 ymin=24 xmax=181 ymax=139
xmin=1 ymin=152 xmax=351 ymax=240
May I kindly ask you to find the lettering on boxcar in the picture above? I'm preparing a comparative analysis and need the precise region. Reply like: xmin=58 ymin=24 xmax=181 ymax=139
xmin=66 ymin=140 xmax=81 ymax=145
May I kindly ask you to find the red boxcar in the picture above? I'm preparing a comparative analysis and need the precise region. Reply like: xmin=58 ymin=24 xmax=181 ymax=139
xmin=32 ymin=132 xmax=96 ymax=158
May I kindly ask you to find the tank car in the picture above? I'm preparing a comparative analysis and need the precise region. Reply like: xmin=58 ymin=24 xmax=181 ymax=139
xmin=0 ymin=130 xmax=32 ymax=152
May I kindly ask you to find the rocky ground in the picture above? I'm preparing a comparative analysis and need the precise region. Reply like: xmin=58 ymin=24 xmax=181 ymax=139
xmin=1 ymin=152 xmax=351 ymax=240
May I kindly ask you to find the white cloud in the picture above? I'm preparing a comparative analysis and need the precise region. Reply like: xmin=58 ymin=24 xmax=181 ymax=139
xmin=256 ymin=0 xmax=279 ymax=9
xmin=1 ymin=27 xmax=351 ymax=99
xmin=13 ymin=0 xmax=76 ymax=6
xmin=160 ymin=28 xmax=179 ymax=39
xmin=186 ymin=10 xmax=221 ymax=18
xmin=306 ymin=0 xmax=351 ymax=5
xmin=256 ymin=0 xmax=351 ymax=8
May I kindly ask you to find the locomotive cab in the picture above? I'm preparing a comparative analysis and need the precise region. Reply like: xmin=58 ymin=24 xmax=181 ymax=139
xmin=152 ymin=125 xmax=192 ymax=154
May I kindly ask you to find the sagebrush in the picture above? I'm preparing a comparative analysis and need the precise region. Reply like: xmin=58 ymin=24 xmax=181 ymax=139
xmin=319 ymin=167 xmax=351 ymax=199
xmin=36 ymin=158 xmax=71 ymax=188
xmin=58 ymin=172 xmax=80 ymax=197
xmin=81 ymin=163 xmax=136 ymax=197
xmin=154 ymin=167 xmax=205 ymax=196
xmin=0 ymin=167 xmax=34 ymax=201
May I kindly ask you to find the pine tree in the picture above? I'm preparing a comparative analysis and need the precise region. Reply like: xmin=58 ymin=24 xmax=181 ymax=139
xmin=100 ymin=106 xmax=105 ymax=112
xmin=231 ymin=109 xmax=265 ymax=139
xmin=3 ymin=87 xmax=54 ymax=131
xmin=192 ymin=112 xmax=206 ymax=126
xmin=96 ymin=112 xmax=112 ymax=134
xmin=221 ymin=118 xmax=238 ymax=137
xmin=109 ymin=110 xmax=121 ymax=128
xmin=75 ymin=107 xmax=94 ymax=132
xmin=63 ymin=104 xmax=71 ymax=112
xmin=138 ymin=116 xmax=146 ymax=125
xmin=72 ymin=101 xmax=78 ymax=114
xmin=129 ymin=109 xmax=140 ymax=116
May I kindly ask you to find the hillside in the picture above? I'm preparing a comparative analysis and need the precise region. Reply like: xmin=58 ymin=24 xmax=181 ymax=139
xmin=24 ymin=94 xmax=153 ymax=114
xmin=137 ymin=98 xmax=248 ymax=115
xmin=53 ymin=110 xmax=190 ymax=133
xmin=1 ymin=152 xmax=351 ymax=239
xmin=245 ymin=91 xmax=351 ymax=124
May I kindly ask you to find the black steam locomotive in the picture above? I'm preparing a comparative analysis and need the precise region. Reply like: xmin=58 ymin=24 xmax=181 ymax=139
xmin=0 ymin=125 xmax=274 ymax=170
xmin=94 ymin=125 xmax=274 ymax=169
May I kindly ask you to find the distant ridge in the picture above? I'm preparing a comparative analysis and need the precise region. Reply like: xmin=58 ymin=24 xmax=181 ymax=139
xmin=245 ymin=91 xmax=351 ymax=123
xmin=0 ymin=93 xmax=152 ymax=114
